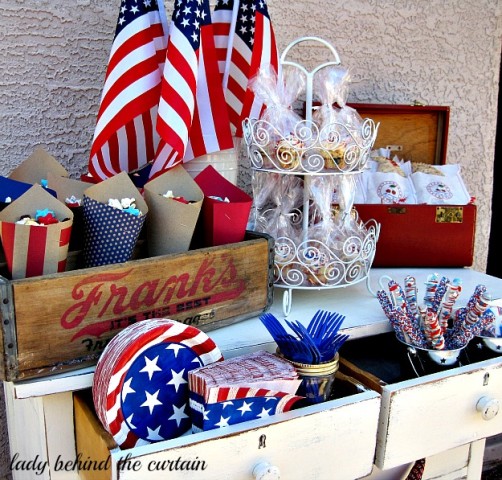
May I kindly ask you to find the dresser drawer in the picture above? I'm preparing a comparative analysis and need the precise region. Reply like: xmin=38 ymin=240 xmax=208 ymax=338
xmin=74 ymin=373 xmax=380 ymax=480
xmin=340 ymin=333 xmax=502 ymax=470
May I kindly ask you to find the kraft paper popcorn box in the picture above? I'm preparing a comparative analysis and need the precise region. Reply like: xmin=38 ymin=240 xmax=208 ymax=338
xmin=8 ymin=147 xmax=69 ymax=184
xmin=46 ymin=172 xmax=90 ymax=251
xmin=0 ymin=184 xmax=74 ymax=279
xmin=194 ymin=165 xmax=252 ymax=247
xmin=82 ymin=172 xmax=148 ymax=268
xmin=143 ymin=165 xmax=203 ymax=256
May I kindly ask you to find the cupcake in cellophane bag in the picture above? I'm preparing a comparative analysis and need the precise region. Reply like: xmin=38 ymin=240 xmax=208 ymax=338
xmin=264 ymin=175 xmax=304 ymax=285
xmin=248 ymin=65 xmax=306 ymax=171
xmin=313 ymin=67 xmax=365 ymax=172
xmin=302 ymin=176 xmax=342 ymax=286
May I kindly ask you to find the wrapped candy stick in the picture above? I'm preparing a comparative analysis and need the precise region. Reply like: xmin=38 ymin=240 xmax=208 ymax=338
xmin=404 ymin=276 xmax=419 ymax=319
xmin=392 ymin=308 xmax=427 ymax=347
xmin=377 ymin=290 xmax=403 ymax=338
xmin=423 ymin=273 xmax=439 ymax=310
xmin=424 ymin=309 xmax=445 ymax=350
xmin=432 ymin=276 xmax=449 ymax=314
xmin=376 ymin=289 xmax=394 ymax=319
xmin=438 ymin=278 xmax=462 ymax=333
xmin=388 ymin=280 xmax=408 ymax=314
xmin=476 ymin=309 xmax=496 ymax=337
xmin=465 ymin=287 xmax=490 ymax=327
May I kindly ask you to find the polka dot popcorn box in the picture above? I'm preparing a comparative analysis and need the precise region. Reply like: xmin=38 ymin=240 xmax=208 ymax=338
xmin=82 ymin=172 xmax=148 ymax=268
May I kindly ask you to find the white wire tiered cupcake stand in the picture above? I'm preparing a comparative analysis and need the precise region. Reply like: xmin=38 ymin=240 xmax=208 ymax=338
xmin=243 ymin=37 xmax=380 ymax=315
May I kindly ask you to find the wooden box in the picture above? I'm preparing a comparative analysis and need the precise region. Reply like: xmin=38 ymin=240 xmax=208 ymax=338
xmin=348 ymin=103 xmax=476 ymax=267
xmin=0 ymin=232 xmax=274 ymax=382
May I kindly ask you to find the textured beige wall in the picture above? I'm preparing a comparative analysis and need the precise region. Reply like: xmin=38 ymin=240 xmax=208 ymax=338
xmin=0 ymin=0 xmax=501 ymax=476
xmin=0 ymin=0 xmax=500 ymax=270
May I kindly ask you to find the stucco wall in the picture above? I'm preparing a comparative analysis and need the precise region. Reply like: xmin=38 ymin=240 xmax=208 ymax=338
xmin=0 ymin=0 xmax=501 ymax=476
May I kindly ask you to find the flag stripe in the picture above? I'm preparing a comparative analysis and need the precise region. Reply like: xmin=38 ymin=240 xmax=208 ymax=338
xmin=88 ymin=0 xmax=168 ymax=181
xmin=150 ymin=0 xmax=234 ymax=178
xmin=220 ymin=0 xmax=278 ymax=136
xmin=26 ymin=226 xmax=47 ymax=278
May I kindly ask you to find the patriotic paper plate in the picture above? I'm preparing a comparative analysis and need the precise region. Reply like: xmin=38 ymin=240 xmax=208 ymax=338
xmin=92 ymin=318 xmax=222 ymax=449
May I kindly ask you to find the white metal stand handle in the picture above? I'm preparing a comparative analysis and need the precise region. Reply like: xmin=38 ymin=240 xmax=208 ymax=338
xmin=253 ymin=462 xmax=281 ymax=480
xmin=476 ymin=396 xmax=500 ymax=421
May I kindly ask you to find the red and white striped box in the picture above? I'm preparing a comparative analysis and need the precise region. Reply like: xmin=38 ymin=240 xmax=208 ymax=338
xmin=0 ymin=184 xmax=73 ymax=279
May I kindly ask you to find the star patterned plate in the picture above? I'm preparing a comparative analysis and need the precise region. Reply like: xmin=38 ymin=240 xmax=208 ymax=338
xmin=92 ymin=318 xmax=222 ymax=449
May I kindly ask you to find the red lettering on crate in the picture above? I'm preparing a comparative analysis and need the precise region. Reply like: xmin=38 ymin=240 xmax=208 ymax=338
xmin=60 ymin=255 xmax=245 ymax=340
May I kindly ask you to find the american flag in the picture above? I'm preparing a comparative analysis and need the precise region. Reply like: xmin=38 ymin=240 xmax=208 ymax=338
xmin=88 ymin=0 xmax=168 ymax=181
xmin=93 ymin=319 xmax=222 ymax=449
xmin=189 ymin=391 xmax=303 ymax=432
xmin=219 ymin=0 xmax=278 ymax=136
xmin=212 ymin=0 xmax=235 ymax=76
xmin=149 ymin=0 xmax=233 ymax=179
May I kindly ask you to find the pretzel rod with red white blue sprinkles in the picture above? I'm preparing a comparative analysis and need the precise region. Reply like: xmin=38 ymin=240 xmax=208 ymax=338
xmin=438 ymin=278 xmax=462 ymax=333
xmin=404 ymin=276 xmax=419 ymax=319
xmin=377 ymin=274 xmax=496 ymax=351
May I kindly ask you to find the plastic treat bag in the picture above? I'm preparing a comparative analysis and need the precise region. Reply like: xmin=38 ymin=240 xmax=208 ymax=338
xmin=313 ymin=67 xmax=364 ymax=170
xmin=250 ymin=170 xmax=280 ymax=231
xmin=302 ymin=176 xmax=343 ymax=285
xmin=273 ymin=175 xmax=304 ymax=240
xmin=308 ymin=176 xmax=339 ymax=245
xmin=266 ymin=175 xmax=303 ymax=269
xmin=249 ymin=65 xmax=306 ymax=170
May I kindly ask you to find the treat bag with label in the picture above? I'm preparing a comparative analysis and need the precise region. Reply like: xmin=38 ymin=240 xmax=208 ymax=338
xmin=249 ymin=65 xmax=306 ymax=169
xmin=194 ymin=165 xmax=252 ymax=247
xmin=0 ymin=184 xmax=74 ymax=279
xmin=82 ymin=172 xmax=148 ymax=267
xmin=144 ymin=165 xmax=204 ymax=256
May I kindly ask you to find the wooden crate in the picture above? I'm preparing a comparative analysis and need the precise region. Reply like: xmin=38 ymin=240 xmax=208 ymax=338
xmin=0 ymin=232 xmax=274 ymax=381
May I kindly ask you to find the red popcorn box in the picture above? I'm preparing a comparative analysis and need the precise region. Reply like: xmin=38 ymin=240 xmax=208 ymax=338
xmin=0 ymin=185 xmax=73 ymax=279
xmin=144 ymin=165 xmax=204 ymax=256
xmin=193 ymin=165 xmax=252 ymax=247
xmin=82 ymin=172 xmax=148 ymax=268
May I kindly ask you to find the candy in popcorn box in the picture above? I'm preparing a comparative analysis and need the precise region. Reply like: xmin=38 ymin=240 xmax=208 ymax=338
xmin=46 ymin=172 xmax=89 ymax=251
xmin=143 ymin=165 xmax=203 ymax=256
xmin=194 ymin=165 xmax=252 ymax=247
xmin=82 ymin=172 xmax=148 ymax=268
xmin=0 ymin=184 xmax=73 ymax=279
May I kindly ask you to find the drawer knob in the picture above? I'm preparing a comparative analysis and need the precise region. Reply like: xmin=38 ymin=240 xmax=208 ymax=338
xmin=476 ymin=396 xmax=500 ymax=421
xmin=253 ymin=462 xmax=281 ymax=480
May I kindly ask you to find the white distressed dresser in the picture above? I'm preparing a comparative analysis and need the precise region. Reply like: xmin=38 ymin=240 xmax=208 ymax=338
xmin=4 ymin=267 xmax=502 ymax=480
